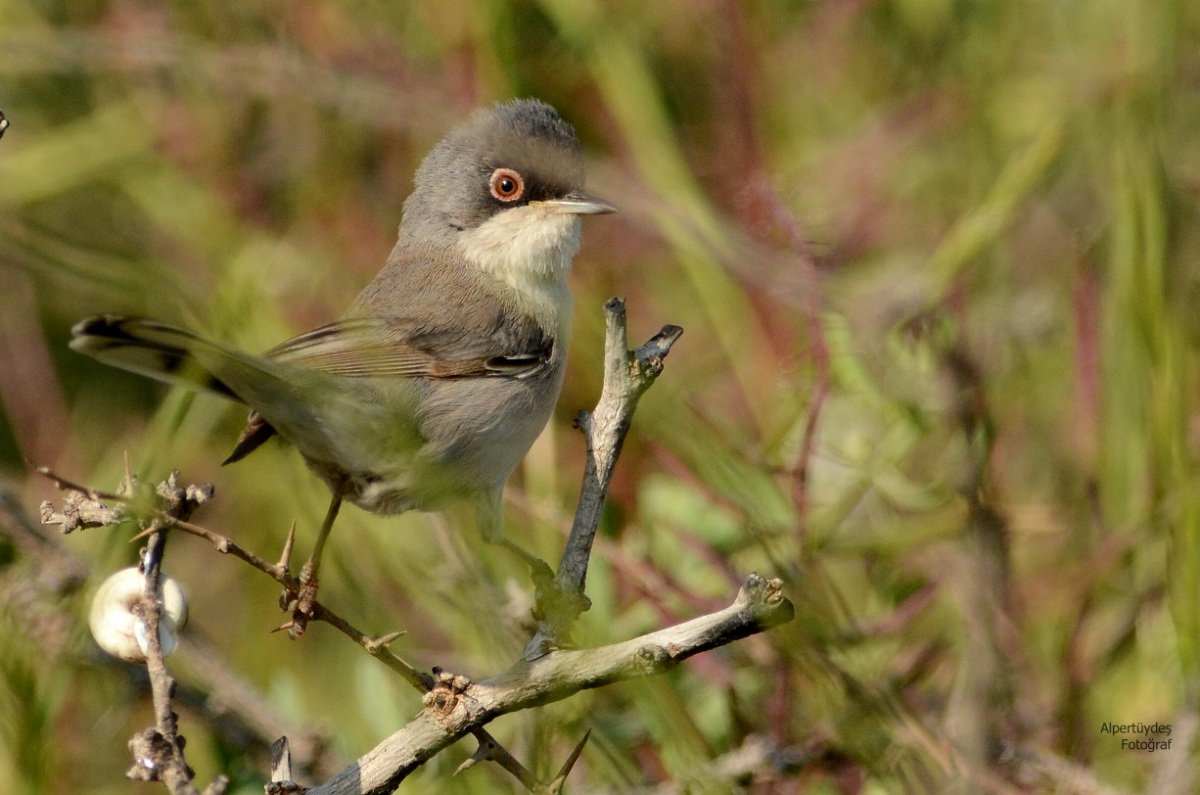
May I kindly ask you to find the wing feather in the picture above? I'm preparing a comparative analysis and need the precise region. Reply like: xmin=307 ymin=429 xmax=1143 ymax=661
xmin=264 ymin=316 xmax=553 ymax=380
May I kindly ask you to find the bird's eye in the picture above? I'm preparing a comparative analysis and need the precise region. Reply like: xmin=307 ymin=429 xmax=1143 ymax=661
xmin=489 ymin=168 xmax=525 ymax=202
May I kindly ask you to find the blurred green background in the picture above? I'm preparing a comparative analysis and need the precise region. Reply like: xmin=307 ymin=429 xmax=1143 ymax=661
xmin=2 ymin=0 xmax=1199 ymax=792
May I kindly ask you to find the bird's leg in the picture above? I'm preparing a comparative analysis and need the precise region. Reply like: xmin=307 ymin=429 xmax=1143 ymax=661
xmin=494 ymin=537 xmax=553 ymax=582
xmin=285 ymin=492 xmax=343 ymax=639
xmin=475 ymin=493 xmax=554 ymax=588
xmin=474 ymin=492 xmax=592 ymax=647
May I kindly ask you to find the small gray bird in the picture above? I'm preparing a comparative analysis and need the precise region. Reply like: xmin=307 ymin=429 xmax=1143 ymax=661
xmin=71 ymin=99 xmax=615 ymax=634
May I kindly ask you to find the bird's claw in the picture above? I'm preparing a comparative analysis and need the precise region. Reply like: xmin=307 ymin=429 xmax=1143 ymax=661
xmin=277 ymin=560 xmax=319 ymax=639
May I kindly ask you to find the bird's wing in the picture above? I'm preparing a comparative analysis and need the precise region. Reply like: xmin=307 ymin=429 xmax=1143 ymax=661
xmin=223 ymin=312 xmax=555 ymax=463
xmin=264 ymin=315 xmax=555 ymax=380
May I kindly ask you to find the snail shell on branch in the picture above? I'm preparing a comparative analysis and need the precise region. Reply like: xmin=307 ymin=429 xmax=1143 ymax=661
xmin=89 ymin=567 xmax=188 ymax=662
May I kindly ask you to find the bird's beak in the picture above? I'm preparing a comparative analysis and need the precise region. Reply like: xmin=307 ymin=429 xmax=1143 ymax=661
xmin=534 ymin=192 xmax=617 ymax=215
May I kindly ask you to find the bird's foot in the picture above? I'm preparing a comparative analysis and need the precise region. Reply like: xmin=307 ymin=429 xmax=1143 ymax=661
xmin=496 ymin=538 xmax=554 ymax=587
xmin=277 ymin=560 xmax=319 ymax=639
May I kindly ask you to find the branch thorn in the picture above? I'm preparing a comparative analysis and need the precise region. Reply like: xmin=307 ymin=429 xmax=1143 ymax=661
xmin=277 ymin=520 xmax=297 ymax=572
xmin=270 ymin=620 xmax=296 ymax=635
xmin=365 ymin=631 xmax=405 ymax=653
xmin=548 ymin=729 xmax=591 ymax=793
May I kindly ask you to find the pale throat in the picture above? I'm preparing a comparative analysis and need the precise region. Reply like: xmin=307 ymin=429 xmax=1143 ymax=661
xmin=457 ymin=207 xmax=581 ymax=334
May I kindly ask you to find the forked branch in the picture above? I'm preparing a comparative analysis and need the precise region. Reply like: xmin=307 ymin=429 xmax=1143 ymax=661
xmin=526 ymin=297 xmax=684 ymax=658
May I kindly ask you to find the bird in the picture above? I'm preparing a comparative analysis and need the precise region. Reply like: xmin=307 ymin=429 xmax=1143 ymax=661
xmin=70 ymin=98 xmax=616 ymax=636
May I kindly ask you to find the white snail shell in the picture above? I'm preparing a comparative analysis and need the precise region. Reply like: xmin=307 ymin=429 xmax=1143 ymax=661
xmin=89 ymin=567 xmax=188 ymax=663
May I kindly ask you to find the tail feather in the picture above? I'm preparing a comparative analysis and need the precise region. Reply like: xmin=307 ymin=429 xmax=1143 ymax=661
xmin=71 ymin=314 xmax=372 ymax=469
xmin=70 ymin=315 xmax=244 ymax=401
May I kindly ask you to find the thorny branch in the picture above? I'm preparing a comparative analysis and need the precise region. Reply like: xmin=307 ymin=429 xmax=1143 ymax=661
xmin=38 ymin=466 xmax=535 ymax=786
xmin=3 ymin=487 xmax=338 ymax=778
xmin=40 ymin=300 xmax=796 ymax=793
xmin=307 ymin=575 xmax=792 ymax=795
xmin=91 ymin=473 xmax=226 ymax=795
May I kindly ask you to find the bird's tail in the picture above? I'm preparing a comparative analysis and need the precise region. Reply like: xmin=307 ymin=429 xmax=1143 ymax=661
xmin=70 ymin=315 xmax=258 ymax=402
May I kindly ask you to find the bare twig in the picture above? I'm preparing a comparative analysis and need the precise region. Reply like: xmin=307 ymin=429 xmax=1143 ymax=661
xmin=127 ymin=530 xmax=198 ymax=793
xmin=122 ymin=475 xmax=225 ymax=795
xmin=525 ymin=297 xmax=684 ymax=658
xmin=33 ymin=462 xmax=127 ymax=503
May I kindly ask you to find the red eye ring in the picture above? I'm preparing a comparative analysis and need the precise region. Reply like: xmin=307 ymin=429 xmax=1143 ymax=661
xmin=489 ymin=168 xmax=525 ymax=202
